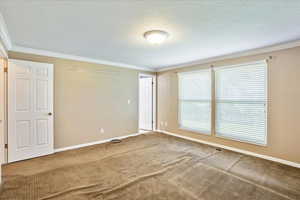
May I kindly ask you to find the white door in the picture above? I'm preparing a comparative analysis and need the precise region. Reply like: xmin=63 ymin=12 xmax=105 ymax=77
xmin=8 ymin=59 xmax=54 ymax=162
xmin=139 ymin=75 xmax=153 ymax=131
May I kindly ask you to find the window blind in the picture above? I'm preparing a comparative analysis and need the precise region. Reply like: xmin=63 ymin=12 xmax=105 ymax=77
xmin=215 ymin=61 xmax=267 ymax=145
xmin=178 ymin=69 xmax=211 ymax=134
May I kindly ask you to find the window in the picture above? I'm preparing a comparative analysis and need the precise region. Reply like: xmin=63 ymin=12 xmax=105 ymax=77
xmin=178 ymin=69 xmax=211 ymax=134
xmin=215 ymin=61 xmax=267 ymax=145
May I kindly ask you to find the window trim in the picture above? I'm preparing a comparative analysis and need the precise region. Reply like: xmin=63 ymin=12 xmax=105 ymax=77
xmin=177 ymin=60 xmax=268 ymax=146
xmin=179 ymin=126 xmax=211 ymax=135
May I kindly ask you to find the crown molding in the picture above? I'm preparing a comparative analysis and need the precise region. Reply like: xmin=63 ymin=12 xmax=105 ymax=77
xmin=7 ymin=39 xmax=300 ymax=73
xmin=0 ymin=13 xmax=12 ymax=51
xmin=156 ymin=39 xmax=300 ymax=72
xmin=11 ymin=45 xmax=155 ymax=72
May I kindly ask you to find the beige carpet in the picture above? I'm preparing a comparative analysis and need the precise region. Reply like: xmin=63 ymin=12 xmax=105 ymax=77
xmin=1 ymin=132 xmax=300 ymax=200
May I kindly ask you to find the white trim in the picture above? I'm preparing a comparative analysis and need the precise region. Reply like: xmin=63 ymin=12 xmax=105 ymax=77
xmin=0 ymin=55 xmax=5 ymax=166
xmin=0 ymin=41 xmax=7 ymax=58
xmin=54 ymin=132 xmax=147 ymax=153
xmin=156 ymin=40 xmax=300 ymax=72
xmin=179 ymin=126 xmax=211 ymax=135
xmin=0 ymin=13 xmax=12 ymax=50
xmin=11 ymin=45 xmax=155 ymax=72
xmin=215 ymin=133 xmax=266 ymax=147
xmin=157 ymin=130 xmax=300 ymax=168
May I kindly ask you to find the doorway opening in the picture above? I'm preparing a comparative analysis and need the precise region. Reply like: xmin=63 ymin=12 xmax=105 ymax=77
xmin=139 ymin=73 xmax=156 ymax=132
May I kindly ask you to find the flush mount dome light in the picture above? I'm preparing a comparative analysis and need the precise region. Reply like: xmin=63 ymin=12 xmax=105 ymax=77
xmin=144 ymin=30 xmax=169 ymax=44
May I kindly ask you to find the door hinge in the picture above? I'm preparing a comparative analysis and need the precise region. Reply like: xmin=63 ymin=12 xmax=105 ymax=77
xmin=4 ymin=68 xmax=8 ymax=73
xmin=4 ymin=144 xmax=8 ymax=149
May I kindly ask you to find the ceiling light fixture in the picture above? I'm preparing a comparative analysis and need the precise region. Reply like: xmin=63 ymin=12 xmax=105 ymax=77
xmin=144 ymin=30 xmax=169 ymax=44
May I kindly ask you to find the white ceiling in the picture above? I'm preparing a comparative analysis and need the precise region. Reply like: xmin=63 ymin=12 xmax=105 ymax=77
xmin=1 ymin=0 xmax=300 ymax=70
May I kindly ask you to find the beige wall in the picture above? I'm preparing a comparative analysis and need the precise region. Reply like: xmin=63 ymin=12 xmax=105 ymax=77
xmin=157 ymin=46 xmax=300 ymax=164
xmin=8 ymin=51 xmax=152 ymax=149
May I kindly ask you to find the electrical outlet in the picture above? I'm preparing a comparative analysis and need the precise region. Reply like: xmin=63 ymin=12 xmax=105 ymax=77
xmin=160 ymin=121 xmax=164 ymax=126
xmin=164 ymin=122 xmax=168 ymax=127
xmin=100 ymin=128 xmax=104 ymax=133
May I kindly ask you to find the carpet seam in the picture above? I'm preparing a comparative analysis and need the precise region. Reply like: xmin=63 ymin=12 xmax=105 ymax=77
xmin=196 ymin=162 xmax=295 ymax=200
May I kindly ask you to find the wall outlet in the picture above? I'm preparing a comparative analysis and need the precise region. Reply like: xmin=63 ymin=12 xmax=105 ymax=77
xmin=160 ymin=121 xmax=164 ymax=127
xmin=100 ymin=128 xmax=104 ymax=133
xmin=164 ymin=122 xmax=168 ymax=127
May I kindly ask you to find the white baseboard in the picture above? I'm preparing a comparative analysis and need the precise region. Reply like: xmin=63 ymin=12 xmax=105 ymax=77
xmin=157 ymin=130 xmax=300 ymax=168
xmin=54 ymin=132 xmax=146 ymax=153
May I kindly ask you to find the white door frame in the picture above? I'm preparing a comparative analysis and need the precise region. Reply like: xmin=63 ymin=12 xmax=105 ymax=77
xmin=0 ymin=43 xmax=7 ymax=167
xmin=8 ymin=59 xmax=54 ymax=162
xmin=0 ymin=58 xmax=6 ymax=166
xmin=138 ymin=73 xmax=156 ymax=131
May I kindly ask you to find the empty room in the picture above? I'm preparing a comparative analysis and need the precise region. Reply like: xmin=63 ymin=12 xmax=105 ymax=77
xmin=0 ymin=1 xmax=300 ymax=199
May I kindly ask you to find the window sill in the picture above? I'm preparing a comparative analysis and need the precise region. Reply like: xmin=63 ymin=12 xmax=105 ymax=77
xmin=179 ymin=126 xmax=211 ymax=136
xmin=215 ymin=133 xmax=267 ymax=147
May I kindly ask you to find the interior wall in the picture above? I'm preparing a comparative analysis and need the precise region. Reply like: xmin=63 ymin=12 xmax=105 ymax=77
xmin=8 ymin=51 xmax=152 ymax=149
xmin=157 ymin=46 xmax=300 ymax=164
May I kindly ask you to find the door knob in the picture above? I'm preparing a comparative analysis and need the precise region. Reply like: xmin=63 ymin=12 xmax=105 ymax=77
xmin=48 ymin=112 xmax=52 ymax=116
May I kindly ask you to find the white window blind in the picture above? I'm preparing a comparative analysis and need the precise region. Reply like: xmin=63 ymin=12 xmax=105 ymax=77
xmin=215 ymin=61 xmax=267 ymax=145
xmin=178 ymin=69 xmax=211 ymax=134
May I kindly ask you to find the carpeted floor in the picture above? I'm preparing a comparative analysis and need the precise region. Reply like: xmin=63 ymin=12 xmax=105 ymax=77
xmin=1 ymin=132 xmax=300 ymax=200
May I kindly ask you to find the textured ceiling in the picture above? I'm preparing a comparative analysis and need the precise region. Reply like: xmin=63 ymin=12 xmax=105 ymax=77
xmin=1 ymin=0 xmax=300 ymax=70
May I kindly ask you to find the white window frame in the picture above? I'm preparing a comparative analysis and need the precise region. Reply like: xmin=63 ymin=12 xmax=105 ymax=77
xmin=214 ymin=61 xmax=268 ymax=146
xmin=178 ymin=69 xmax=212 ymax=135
xmin=177 ymin=60 xmax=268 ymax=146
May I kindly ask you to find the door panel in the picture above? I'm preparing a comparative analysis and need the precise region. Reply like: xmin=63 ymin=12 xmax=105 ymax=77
xmin=36 ymin=79 xmax=48 ymax=112
xmin=8 ymin=59 xmax=54 ymax=162
xmin=36 ymin=119 xmax=48 ymax=145
xmin=15 ymin=78 xmax=31 ymax=112
xmin=16 ymin=120 xmax=31 ymax=149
